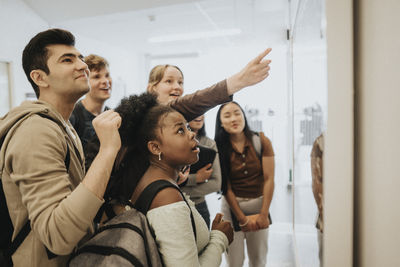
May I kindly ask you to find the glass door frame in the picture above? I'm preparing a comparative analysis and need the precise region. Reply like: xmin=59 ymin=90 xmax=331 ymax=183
xmin=0 ymin=60 xmax=13 ymax=115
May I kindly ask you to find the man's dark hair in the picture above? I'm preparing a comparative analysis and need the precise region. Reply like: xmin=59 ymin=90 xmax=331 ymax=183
xmin=22 ymin=28 xmax=75 ymax=98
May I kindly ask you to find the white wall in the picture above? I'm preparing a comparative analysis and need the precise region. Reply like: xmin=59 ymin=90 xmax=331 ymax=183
xmin=325 ymin=0 xmax=400 ymax=266
xmin=0 ymin=0 xmax=140 ymax=110
xmin=67 ymin=33 xmax=139 ymax=108
xmin=324 ymin=0 xmax=354 ymax=266
xmin=356 ymin=0 xmax=400 ymax=266
xmin=0 ymin=0 xmax=49 ymax=107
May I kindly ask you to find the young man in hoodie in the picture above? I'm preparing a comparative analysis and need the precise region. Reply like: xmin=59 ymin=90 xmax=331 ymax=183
xmin=0 ymin=29 xmax=121 ymax=266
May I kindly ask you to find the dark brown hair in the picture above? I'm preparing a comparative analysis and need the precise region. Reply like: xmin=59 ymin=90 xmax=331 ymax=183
xmin=22 ymin=28 xmax=75 ymax=98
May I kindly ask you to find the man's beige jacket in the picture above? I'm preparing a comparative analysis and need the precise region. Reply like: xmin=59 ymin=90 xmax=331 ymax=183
xmin=0 ymin=101 xmax=103 ymax=267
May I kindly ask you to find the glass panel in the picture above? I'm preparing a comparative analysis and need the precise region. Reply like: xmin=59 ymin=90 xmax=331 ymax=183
xmin=291 ymin=0 xmax=327 ymax=266
xmin=0 ymin=62 xmax=11 ymax=116
xmin=144 ymin=2 xmax=295 ymax=266
xmin=147 ymin=43 xmax=295 ymax=267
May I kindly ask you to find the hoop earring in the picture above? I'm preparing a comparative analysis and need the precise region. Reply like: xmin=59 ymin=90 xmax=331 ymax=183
xmin=158 ymin=152 xmax=162 ymax=161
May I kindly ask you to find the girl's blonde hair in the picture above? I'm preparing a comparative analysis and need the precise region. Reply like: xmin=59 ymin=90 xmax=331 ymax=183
xmin=146 ymin=64 xmax=184 ymax=93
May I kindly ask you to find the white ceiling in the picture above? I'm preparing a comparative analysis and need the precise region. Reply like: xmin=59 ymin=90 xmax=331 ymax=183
xmin=22 ymin=0 xmax=201 ymax=24
xmin=22 ymin=0 xmax=288 ymax=52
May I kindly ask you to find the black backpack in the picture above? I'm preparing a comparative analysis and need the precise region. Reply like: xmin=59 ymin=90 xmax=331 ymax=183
xmin=0 ymin=114 xmax=70 ymax=267
xmin=68 ymin=180 xmax=196 ymax=267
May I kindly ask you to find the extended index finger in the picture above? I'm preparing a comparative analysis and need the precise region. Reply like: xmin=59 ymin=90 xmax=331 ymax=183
xmin=253 ymin=48 xmax=272 ymax=64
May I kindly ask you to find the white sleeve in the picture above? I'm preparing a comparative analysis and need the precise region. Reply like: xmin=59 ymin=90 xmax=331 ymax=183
xmin=147 ymin=201 xmax=228 ymax=267
xmin=199 ymin=230 xmax=229 ymax=266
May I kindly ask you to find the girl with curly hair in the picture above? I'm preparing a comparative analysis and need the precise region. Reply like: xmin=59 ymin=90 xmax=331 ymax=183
xmin=86 ymin=49 xmax=272 ymax=172
xmin=85 ymin=49 xmax=273 ymax=264
xmin=104 ymin=93 xmax=233 ymax=266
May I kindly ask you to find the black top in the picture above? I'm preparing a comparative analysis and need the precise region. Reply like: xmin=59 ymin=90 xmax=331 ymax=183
xmin=70 ymin=100 xmax=109 ymax=151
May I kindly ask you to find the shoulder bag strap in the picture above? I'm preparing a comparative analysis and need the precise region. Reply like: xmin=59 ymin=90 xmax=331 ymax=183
xmin=251 ymin=132 xmax=262 ymax=160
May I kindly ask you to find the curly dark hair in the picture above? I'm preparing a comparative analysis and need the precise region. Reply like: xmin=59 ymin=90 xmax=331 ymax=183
xmin=86 ymin=92 xmax=176 ymax=203
xmin=115 ymin=92 xmax=158 ymax=147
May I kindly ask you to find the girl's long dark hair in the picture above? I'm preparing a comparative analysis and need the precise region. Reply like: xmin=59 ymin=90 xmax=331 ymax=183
xmin=214 ymin=101 xmax=254 ymax=194
xmin=197 ymin=121 xmax=206 ymax=137
xmin=85 ymin=93 xmax=175 ymax=203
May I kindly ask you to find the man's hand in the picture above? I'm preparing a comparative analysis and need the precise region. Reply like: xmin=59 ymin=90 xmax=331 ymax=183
xmin=83 ymin=110 xmax=121 ymax=200
xmin=92 ymin=110 xmax=121 ymax=154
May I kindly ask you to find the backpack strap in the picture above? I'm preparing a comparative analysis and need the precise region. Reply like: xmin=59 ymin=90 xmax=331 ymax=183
xmin=38 ymin=114 xmax=73 ymax=260
xmin=249 ymin=133 xmax=273 ymax=225
xmin=251 ymin=132 xmax=262 ymax=160
xmin=134 ymin=180 xmax=197 ymax=242
xmin=37 ymin=113 xmax=72 ymax=171
xmin=70 ymin=222 xmax=150 ymax=267
xmin=70 ymin=101 xmax=86 ymax=139
xmin=39 ymin=113 xmax=82 ymax=167
xmin=2 ymin=206 xmax=31 ymax=257
xmin=71 ymin=245 xmax=144 ymax=267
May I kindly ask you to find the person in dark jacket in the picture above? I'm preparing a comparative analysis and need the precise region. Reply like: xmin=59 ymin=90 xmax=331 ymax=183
xmin=70 ymin=54 xmax=112 ymax=151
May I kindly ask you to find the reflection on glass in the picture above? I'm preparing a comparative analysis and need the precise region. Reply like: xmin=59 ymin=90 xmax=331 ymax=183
xmin=311 ymin=133 xmax=324 ymax=264
xmin=290 ymin=0 xmax=327 ymax=266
